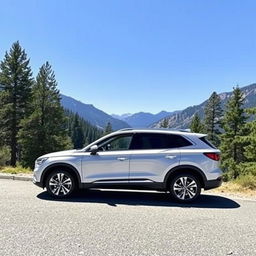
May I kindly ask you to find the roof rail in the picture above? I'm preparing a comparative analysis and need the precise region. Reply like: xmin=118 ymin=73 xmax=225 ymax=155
xmin=178 ymin=129 xmax=191 ymax=132
xmin=118 ymin=128 xmax=192 ymax=133
xmin=118 ymin=128 xmax=134 ymax=131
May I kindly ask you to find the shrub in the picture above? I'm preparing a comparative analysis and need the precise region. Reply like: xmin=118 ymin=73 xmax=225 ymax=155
xmin=238 ymin=162 xmax=256 ymax=176
xmin=221 ymin=158 xmax=240 ymax=181
xmin=0 ymin=165 xmax=32 ymax=174
xmin=221 ymin=160 xmax=256 ymax=182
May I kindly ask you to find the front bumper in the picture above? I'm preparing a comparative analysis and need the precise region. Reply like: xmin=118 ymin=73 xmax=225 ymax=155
xmin=33 ymin=175 xmax=43 ymax=188
xmin=204 ymin=176 xmax=222 ymax=190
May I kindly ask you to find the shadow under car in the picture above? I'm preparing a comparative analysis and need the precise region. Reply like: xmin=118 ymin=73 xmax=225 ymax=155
xmin=37 ymin=189 xmax=240 ymax=209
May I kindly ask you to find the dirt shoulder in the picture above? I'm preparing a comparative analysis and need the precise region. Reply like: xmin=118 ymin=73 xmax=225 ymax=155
xmin=204 ymin=182 xmax=256 ymax=200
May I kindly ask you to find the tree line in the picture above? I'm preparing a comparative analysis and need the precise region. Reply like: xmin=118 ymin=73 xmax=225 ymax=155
xmin=0 ymin=42 xmax=106 ymax=168
xmin=189 ymin=88 xmax=256 ymax=182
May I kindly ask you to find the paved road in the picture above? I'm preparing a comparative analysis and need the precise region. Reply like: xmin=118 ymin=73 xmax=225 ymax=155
xmin=0 ymin=179 xmax=256 ymax=256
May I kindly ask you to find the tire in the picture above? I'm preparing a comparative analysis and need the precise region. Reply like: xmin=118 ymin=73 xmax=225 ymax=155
xmin=46 ymin=169 xmax=75 ymax=198
xmin=169 ymin=173 xmax=201 ymax=203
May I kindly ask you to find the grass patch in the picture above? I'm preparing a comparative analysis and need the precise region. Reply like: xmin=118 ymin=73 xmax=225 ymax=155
xmin=234 ymin=174 xmax=256 ymax=190
xmin=0 ymin=165 xmax=32 ymax=174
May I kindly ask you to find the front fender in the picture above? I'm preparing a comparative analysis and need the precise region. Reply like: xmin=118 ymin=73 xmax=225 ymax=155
xmin=40 ymin=157 xmax=82 ymax=187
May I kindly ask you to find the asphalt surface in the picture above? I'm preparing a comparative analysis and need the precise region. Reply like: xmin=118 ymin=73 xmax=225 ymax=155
xmin=0 ymin=179 xmax=256 ymax=256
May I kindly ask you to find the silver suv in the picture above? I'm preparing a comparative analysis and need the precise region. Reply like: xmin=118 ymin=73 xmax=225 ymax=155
xmin=33 ymin=128 xmax=222 ymax=202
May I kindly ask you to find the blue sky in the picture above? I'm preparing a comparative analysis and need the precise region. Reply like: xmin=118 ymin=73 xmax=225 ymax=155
xmin=1 ymin=0 xmax=256 ymax=115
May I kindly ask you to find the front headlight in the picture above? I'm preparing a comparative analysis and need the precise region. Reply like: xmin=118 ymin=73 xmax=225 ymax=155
xmin=35 ymin=157 xmax=48 ymax=166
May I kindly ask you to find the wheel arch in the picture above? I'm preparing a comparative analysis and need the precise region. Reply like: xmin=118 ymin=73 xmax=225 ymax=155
xmin=41 ymin=163 xmax=81 ymax=188
xmin=164 ymin=165 xmax=207 ymax=189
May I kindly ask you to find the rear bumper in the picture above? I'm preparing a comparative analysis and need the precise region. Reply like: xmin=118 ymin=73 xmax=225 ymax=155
xmin=204 ymin=176 xmax=222 ymax=190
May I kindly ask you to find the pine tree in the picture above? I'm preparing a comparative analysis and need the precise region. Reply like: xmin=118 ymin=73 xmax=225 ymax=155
xmin=190 ymin=113 xmax=204 ymax=133
xmin=160 ymin=118 xmax=169 ymax=128
xmin=204 ymin=92 xmax=222 ymax=146
xmin=19 ymin=62 xmax=71 ymax=167
xmin=104 ymin=122 xmax=113 ymax=135
xmin=0 ymin=42 xmax=33 ymax=166
xmin=64 ymin=109 xmax=103 ymax=146
xmin=243 ymin=108 xmax=256 ymax=162
xmin=220 ymin=87 xmax=248 ymax=179
xmin=71 ymin=113 xmax=85 ymax=149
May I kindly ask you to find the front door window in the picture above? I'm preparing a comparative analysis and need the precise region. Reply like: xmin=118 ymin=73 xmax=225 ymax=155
xmin=98 ymin=135 xmax=133 ymax=151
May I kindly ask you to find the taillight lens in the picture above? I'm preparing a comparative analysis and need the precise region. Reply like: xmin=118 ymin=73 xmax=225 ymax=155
xmin=203 ymin=153 xmax=220 ymax=161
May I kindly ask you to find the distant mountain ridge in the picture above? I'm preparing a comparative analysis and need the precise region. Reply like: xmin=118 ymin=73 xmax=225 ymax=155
xmin=112 ymin=113 xmax=132 ymax=120
xmin=112 ymin=111 xmax=180 ymax=128
xmin=60 ymin=83 xmax=256 ymax=131
xmin=153 ymin=83 xmax=256 ymax=129
xmin=61 ymin=94 xmax=130 ymax=130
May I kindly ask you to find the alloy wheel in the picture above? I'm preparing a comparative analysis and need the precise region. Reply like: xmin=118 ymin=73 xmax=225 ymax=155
xmin=173 ymin=176 xmax=198 ymax=200
xmin=48 ymin=172 xmax=73 ymax=196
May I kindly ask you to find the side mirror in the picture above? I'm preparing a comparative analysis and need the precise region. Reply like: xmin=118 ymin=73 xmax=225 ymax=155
xmin=106 ymin=144 xmax=111 ymax=151
xmin=90 ymin=145 xmax=98 ymax=155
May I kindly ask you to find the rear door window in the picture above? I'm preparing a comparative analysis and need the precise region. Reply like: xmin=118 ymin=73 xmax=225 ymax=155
xmin=130 ymin=133 xmax=192 ymax=150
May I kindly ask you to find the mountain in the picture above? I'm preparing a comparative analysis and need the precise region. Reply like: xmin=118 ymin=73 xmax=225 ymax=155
xmin=61 ymin=94 xmax=130 ymax=130
xmin=112 ymin=111 xmax=180 ymax=127
xmin=153 ymin=83 xmax=256 ymax=129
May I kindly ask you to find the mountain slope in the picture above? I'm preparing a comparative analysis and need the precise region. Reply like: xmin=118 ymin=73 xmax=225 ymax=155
xmin=61 ymin=94 xmax=130 ymax=130
xmin=113 ymin=111 xmax=179 ymax=127
xmin=153 ymin=83 xmax=256 ymax=129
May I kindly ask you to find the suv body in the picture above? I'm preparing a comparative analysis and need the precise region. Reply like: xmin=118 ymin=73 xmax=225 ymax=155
xmin=33 ymin=128 xmax=222 ymax=202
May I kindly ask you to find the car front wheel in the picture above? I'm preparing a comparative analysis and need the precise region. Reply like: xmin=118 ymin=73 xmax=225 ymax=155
xmin=169 ymin=174 xmax=201 ymax=203
xmin=46 ymin=170 xmax=75 ymax=198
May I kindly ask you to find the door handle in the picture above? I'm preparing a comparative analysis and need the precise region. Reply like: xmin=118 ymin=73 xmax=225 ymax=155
xmin=117 ymin=157 xmax=128 ymax=161
xmin=165 ymin=155 xmax=177 ymax=159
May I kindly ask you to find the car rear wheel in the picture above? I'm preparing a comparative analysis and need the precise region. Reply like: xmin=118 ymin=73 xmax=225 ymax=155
xmin=169 ymin=173 xmax=201 ymax=203
xmin=46 ymin=170 xmax=75 ymax=198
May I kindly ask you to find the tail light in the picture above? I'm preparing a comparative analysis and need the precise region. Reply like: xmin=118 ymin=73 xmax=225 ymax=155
xmin=203 ymin=153 xmax=220 ymax=161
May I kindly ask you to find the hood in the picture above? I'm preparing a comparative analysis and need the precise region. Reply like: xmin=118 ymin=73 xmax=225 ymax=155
xmin=40 ymin=149 xmax=79 ymax=158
